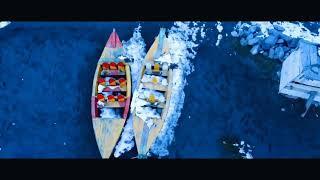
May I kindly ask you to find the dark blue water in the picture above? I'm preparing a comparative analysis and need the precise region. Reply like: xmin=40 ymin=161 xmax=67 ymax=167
xmin=1 ymin=22 xmax=320 ymax=158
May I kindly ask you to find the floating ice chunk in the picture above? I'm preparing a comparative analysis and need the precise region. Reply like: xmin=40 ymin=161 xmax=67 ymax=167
xmin=239 ymin=147 xmax=245 ymax=154
xmin=216 ymin=21 xmax=223 ymax=33
xmin=0 ymin=21 xmax=10 ymax=29
xmin=240 ymin=141 xmax=244 ymax=145
xmin=215 ymin=34 xmax=223 ymax=46
xmin=200 ymin=24 xmax=206 ymax=38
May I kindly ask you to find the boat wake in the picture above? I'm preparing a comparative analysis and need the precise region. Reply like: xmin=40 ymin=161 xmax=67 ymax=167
xmin=113 ymin=25 xmax=146 ymax=158
xmin=114 ymin=22 xmax=206 ymax=158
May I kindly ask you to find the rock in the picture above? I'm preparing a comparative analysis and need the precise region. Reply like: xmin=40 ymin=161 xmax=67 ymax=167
xmin=288 ymin=38 xmax=300 ymax=48
xmin=240 ymin=38 xmax=248 ymax=46
xmin=254 ymin=32 xmax=264 ymax=37
xmin=238 ymin=29 xmax=244 ymax=37
xmin=274 ymin=46 xmax=285 ymax=59
xmin=268 ymin=29 xmax=281 ymax=38
xmin=248 ymin=37 xmax=261 ymax=45
xmin=231 ymin=31 xmax=239 ymax=37
xmin=244 ymin=30 xmax=250 ymax=37
xmin=273 ymin=25 xmax=285 ymax=32
xmin=279 ymin=33 xmax=293 ymax=42
xmin=277 ymin=39 xmax=284 ymax=44
xmin=283 ymin=46 xmax=290 ymax=53
xmin=250 ymin=44 xmax=260 ymax=55
xmin=263 ymin=52 xmax=268 ymax=56
xmin=246 ymin=33 xmax=254 ymax=41
xmin=269 ymin=48 xmax=275 ymax=59
xmin=264 ymin=35 xmax=278 ymax=47
xmin=248 ymin=25 xmax=258 ymax=33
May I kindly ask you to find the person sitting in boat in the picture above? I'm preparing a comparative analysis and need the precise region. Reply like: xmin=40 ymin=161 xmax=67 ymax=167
xmin=109 ymin=62 xmax=117 ymax=70
xmin=108 ymin=77 xmax=116 ymax=86
xmin=118 ymin=78 xmax=126 ymax=88
xmin=97 ymin=93 xmax=105 ymax=102
xmin=107 ymin=94 xmax=116 ymax=102
xmin=100 ymin=62 xmax=110 ymax=77
xmin=98 ymin=77 xmax=106 ymax=85
xmin=117 ymin=62 xmax=125 ymax=72
xmin=117 ymin=94 xmax=125 ymax=102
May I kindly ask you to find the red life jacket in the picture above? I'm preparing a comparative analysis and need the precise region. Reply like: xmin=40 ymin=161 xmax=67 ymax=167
xmin=97 ymin=94 xmax=105 ymax=101
xmin=117 ymin=62 xmax=125 ymax=72
xmin=119 ymin=78 xmax=126 ymax=84
xmin=98 ymin=77 xmax=106 ymax=84
xmin=109 ymin=78 xmax=116 ymax=86
xmin=110 ymin=62 xmax=117 ymax=70
xmin=118 ymin=94 xmax=125 ymax=102
xmin=102 ymin=62 xmax=109 ymax=70
xmin=107 ymin=95 xmax=115 ymax=102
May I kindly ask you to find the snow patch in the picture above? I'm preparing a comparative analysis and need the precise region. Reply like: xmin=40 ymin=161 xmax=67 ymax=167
xmin=215 ymin=21 xmax=224 ymax=46
xmin=0 ymin=21 xmax=10 ymax=29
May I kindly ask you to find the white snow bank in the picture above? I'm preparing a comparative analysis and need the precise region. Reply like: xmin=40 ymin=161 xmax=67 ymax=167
xmin=0 ymin=21 xmax=10 ymax=29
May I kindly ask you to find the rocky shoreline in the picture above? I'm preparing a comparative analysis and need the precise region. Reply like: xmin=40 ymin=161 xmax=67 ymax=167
xmin=231 ymin=23 xmax=302 ymax=63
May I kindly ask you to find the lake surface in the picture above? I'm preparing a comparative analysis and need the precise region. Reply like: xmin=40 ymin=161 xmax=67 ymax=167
xmin=1 ymin=22 xmax=320 ymax=158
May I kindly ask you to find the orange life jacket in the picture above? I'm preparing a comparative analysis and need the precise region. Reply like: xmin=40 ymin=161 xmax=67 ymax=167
xmin=109 ymin=78 xmax=116 ymax=86
xmin=107 ymin=95 xmax=115 ymax=102
xmin=110 ymin=62 xmax=117 ymax=70
xmin=118 ymin=78 xmax=126 ymax=88
xmin=102 ymin=62 xmax=109 ymax=70
xmin=117 ymin=62 xmax=125 ymax=72
xmin=97 ymin=94 xmax=105 ymax=101
xmin=118 ymin=94 xmax=125 ymax=102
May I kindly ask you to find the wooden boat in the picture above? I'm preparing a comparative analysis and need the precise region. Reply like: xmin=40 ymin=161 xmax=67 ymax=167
xmin=91 ymin=29 xmax=131 ymax=158
xmin=132 ymin=28 xmax=173 ymax=157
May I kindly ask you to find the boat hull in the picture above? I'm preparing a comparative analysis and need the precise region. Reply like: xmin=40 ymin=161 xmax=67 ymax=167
xmin=133 ymin=28 xmax=173 ymax=156
xmin=91 ymin=30 xmax=131 ymax=158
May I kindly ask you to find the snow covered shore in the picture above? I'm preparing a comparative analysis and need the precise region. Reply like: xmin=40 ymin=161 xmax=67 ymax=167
xmin=231 ymin=21 xmax=320 ymax=63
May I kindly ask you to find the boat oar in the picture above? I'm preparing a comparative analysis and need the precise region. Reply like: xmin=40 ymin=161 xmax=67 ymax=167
xmin=301 ymin=91 xmax=317 ymax=118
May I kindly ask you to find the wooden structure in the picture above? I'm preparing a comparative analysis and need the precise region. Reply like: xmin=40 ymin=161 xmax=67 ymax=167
xmin=91 ymin=29 xmax=131 ymax=158
xmin=279 ymin=39 xmax=320 ymax=117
